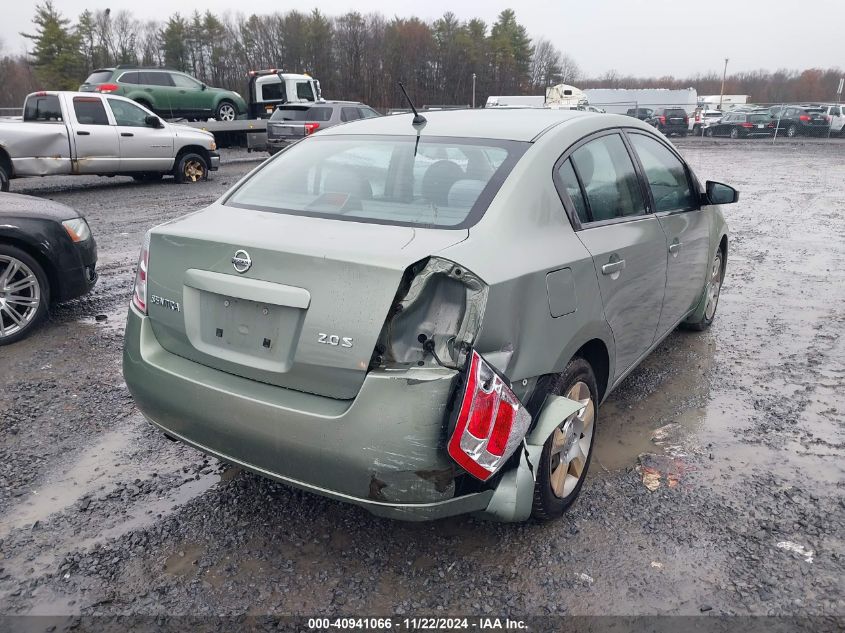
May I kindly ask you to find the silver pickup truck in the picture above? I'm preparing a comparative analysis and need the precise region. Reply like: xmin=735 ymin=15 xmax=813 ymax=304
xmin=0 ymin=91 xmax=220 ymax=191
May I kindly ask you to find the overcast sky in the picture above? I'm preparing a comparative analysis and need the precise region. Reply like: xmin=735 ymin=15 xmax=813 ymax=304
xmin=3 ymin=0 xmax=842 ymax=78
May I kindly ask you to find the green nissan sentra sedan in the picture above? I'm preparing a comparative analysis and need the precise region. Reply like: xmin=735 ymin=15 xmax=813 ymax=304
xmin=123 ymin=109 xmax=734 ymax=522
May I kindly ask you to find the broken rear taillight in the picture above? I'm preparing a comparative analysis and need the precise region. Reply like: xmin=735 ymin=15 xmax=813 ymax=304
xmin=447 ymin=350 xmax=532 ymax=481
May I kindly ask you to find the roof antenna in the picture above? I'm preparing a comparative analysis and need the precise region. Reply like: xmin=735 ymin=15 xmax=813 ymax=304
xmin=398 ymin=82 xmax=426 ymax=126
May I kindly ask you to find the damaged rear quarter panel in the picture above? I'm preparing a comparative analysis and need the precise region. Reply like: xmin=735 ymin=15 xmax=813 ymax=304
xmin=437 ymin=122 xmax=616 ymax=388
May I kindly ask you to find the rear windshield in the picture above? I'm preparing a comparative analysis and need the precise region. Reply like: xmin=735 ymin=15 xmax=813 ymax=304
xmin=225 ymin=135 xmax=528 ymax=229
xmin=270 ymin=106 xmax=332 ymax=122
xmin=665 ymin=109 xmax=687 ymax=116
xmin=23 ymin=95 xmax=63 ymax=122
xmin=83 ymin=70 xmax=113 ymax=85
xmin=748 ymin=114 xmax=770 ymax=123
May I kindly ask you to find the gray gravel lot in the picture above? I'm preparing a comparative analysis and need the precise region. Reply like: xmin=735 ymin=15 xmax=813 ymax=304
xmin=0 ymin=140 xmax=843 ymax=623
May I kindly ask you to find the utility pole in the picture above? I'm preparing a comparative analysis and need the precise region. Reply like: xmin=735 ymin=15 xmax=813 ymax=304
xmin=472 ymin=73 xmax=477 ymax=109
xmin=719 ymin=58 xmax=729 ymax=110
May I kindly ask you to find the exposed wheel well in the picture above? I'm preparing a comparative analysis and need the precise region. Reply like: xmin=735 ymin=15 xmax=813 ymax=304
xmin=0 ymin=237 xmax=56 ymax=302
xmin=575 ymin=339 xmax=610 ymax=402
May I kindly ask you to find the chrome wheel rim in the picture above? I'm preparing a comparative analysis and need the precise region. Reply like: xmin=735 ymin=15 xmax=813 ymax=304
xmin=787 ymin=126 xmax=796 ymax=137
xmin=0 ymin=255 xmax=41 ymax=339
xmin=183 ymin=159 xmax=205 ymax=182
xmin=705 ymin=252 xmax=722 ymax=321
xmin=730 ymin=129 xmax=738 ymax=139
xmin=549 ymin=381 xmax=595 ymax=499
xmin=218 ymin=104 xmax=235 ymax=121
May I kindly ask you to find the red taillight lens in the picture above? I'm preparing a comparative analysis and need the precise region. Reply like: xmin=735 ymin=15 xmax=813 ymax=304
xmin=799 ymin=114 xmax=810 ymax=122
xmin=131 ymin=232 xmax=150 ymax=314
xmin=447 ymin=351 xmax=532 ymax=481
xmin=96 ymin=83 xmax=119 ymax=93
xmin=659 ymin=115 xmax=666 ymax=124
xmin=304 ymin=122 xmax=320 ymax=135
xmin=741 ymin=122 xmax=753 ymax=128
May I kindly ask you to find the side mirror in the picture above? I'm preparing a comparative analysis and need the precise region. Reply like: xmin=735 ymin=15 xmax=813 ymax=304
xmin=145 ymin=115 xmax=163 ymax=129
xmin=704 ymin=181 xmax=739 ymax=205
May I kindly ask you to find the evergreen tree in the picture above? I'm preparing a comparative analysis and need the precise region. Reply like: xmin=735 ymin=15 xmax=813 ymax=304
xmin=21 ymin=1 xmax=85 ymax=89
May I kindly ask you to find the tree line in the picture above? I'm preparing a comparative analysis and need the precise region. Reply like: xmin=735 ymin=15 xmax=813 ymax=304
xmin=1 ymin=2 xmax=842 ymax=109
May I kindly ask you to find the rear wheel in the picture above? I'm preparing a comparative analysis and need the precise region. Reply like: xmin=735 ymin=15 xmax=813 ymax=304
xmin=531 ymin=358 xmax=598 ymax=521
xmin=704 ymin=127 xmax=714 ymax=137
xmin=0 ymin=245 xmax=49 ymax=345
xmin=0 ymin=163 xmax=9 ymax=192
xmin=729 ymin=128 xmax=739 ymax=139
xmin=173 ymin=153 xmax=208 ymax=184
xmin=685 ymin=249 xmax=724 ymax=331
xmin=215 ymin=101 xmax=237 ymax=122
xmin=786 ymin=124 xmax=798 ymax=138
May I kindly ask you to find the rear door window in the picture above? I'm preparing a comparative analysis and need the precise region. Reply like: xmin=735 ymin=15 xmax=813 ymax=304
xmin=140 ymin=72 xmax=174 ymax=87
xmin=628 ymin=134 xmax=696 ymax=212
xmin=23 ymin=95 xmax=63 ymax=122
xmin=118 ymin=72 xmax=140 ymax=84
xmin=556 ymin=158 xmax=589 ymax=224
xmin=73 ymin=97 xmax=110 ymax=125
xmin=570 ymin=134 xmax=646 ymax=222
xmin=341 ymin=107 xmax=363 ymax=122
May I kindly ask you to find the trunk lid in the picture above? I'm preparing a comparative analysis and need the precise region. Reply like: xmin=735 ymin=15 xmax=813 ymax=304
xmin=146 ymin=204 xmax=467 ymax=399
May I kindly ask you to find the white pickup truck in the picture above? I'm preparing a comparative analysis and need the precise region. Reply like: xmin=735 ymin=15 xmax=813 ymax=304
xmin=0 ymin=91 xmax=220 ymax=191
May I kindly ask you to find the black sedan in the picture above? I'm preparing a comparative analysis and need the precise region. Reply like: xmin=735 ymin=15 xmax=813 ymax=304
xmin=0 ymin=193 xmax=97 ymax=344
xmin=709 ymin=112 xmax=776 ymax=138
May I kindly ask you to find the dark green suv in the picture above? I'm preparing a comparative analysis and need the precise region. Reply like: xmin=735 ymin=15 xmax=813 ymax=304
xmin=80 ymin=67 xmax=247 ymax=122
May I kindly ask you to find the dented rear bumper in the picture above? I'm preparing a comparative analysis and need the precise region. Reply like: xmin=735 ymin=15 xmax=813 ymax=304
xmin=123 ymin=306 xmax=508 ymax=520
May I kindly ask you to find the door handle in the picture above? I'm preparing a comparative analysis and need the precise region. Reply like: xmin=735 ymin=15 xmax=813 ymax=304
xmin=668 ymin=241 xmax=683 ymax=254
xmin=601 ymin=259 xmax=626 ymax=275
xmin=76 ymin=130 xmax=90 ymax=136
xmin=121 ymin=132 xmax=134 ymax=137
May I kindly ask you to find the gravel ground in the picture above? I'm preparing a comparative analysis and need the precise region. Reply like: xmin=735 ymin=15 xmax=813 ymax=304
xmin=0 ymin=141 xmax=843 ymax=625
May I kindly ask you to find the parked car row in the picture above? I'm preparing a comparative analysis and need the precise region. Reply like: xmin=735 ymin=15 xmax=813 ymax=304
xmin=703 ymin=104 xmax=841 ymax=138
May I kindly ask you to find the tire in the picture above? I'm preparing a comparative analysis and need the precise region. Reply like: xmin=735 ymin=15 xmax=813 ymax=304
xmin=786 ymin=124 xmax=797 ymax=138
xmin=531 ymin=357 xmax=598 ymax=521
xmin=0 ymin=244 xmax=50 ymax=345
xmin=215 ymin=100 xmax=237 ymax=122
xmin=729 ymin=128 xmax=739 ymax=139
xmin=704 ymin=127 xmax=713 ymax=137
xmin=692 ymin=124 xmax=701 ymax=134
xmin=134 ymin=98 xmax=153 ymax=112
xmin=685 ymin=249 xmax=724 ymax=332
xmin=173 ymin=152 xmax=208 ymax=184
xmin=0 ymin=163 xmax=9 ymax=192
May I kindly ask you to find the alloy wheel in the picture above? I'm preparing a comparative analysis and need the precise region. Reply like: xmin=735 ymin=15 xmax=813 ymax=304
xmin=548 ymin=381 xmax=595 ymax=499
xmin=218 ymin=104 xmax=236 ymax=121
xmin=705 ymin=251 xmax=723 ymax=321
xmin=183 ymin=159 xmax=206 ymax=183
xmin=0 ymin=255 xmax=41 ymax=340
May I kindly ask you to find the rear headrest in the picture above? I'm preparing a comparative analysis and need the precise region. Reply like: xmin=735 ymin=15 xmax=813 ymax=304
xmin=447 ymin=179 xmax=486 ymax=208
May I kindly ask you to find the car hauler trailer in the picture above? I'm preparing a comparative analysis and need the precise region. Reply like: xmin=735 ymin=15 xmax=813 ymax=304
xmin=179 ymin=69 xmax=322 ymax=150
